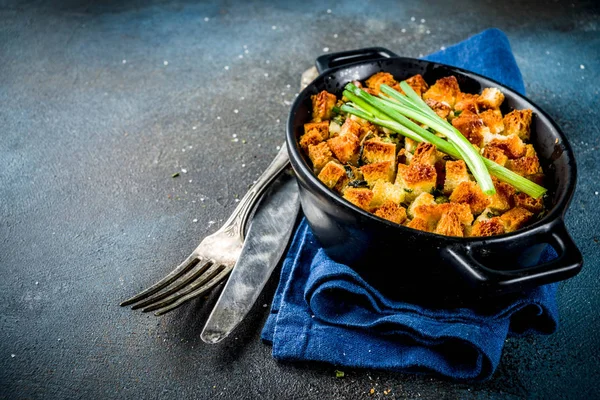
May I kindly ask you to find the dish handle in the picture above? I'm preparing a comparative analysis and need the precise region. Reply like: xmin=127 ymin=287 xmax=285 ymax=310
xmin=441 ymin=219 xmax=583 ymax=292
xmin=315 ymin=47 xmax=399 ymax=74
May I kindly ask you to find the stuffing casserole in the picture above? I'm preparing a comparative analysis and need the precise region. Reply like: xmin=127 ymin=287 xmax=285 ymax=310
xmin=299 ymin=72 xmax=546 ymax=238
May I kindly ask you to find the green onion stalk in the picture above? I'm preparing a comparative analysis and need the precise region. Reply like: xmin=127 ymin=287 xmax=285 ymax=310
xmin=340 ymin=83 xmax=547 ymax=199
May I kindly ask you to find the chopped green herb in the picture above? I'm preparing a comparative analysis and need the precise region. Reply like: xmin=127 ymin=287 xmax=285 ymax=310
xmin=348 ymin=180 xmax=369 ymax=188
xmin=335 ymin=370 xmax=345 ymax=378
xmin=404 ymin=188 xmax=413 ymax=193
xmin=435 ymin=196 xmax=449 ymax=204
xmin=344 ymin=165 xmax=355 ymax=179
xmin=454 ymin=110 xmax=463 ymax=117
xmin=172 ymin=172 xmax=180 ymax=178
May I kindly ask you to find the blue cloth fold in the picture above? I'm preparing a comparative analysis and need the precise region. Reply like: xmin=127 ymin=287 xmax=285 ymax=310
xmin=262 ymin=29 xmax=559 ymax=381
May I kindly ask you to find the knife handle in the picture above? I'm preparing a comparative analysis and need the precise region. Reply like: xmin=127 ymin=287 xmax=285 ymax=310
xmin=217 ymin=144 xmax=290 ymax=239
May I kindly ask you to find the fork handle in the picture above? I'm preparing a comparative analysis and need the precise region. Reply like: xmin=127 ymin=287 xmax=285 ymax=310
xmin=216 ymin=144 xmax=290 ymax=239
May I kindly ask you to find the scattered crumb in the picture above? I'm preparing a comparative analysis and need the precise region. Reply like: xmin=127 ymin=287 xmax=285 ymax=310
xmin=410 ymin=16 xmax=415 ymax=21
xmin=401 ymin=28 xmax=406 ymax=33
xmin=327 ymin=9 xmax=332 ymax=13
xmin=163 ymin=60 xmax=168 ymax=66
xmin=440 ymin=46 xmax=446 ymax=50
xmin=181 ymin=168 xmax=187 ymax=173
xmin=224 ymin=66 xmax=230 ymax=70
xmin=122 ymin=59 xmax=126 ymax=64
xmin=580 ymin=64 xmax=585 ymax=70
xmin=272 ymin=25 xmax=277 ymax=30
xmin=323 ymin=47 xmax=329 ymax=52
xmin=262 ymin=303 xmax=268 ymax=307
xmin=370 ymin=388 xmax=375 ymax=395
xmin=204 ymin=17 xmax=209 ymax=22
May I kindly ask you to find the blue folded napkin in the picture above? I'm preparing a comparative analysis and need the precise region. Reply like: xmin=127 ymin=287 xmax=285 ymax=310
xmin=262 ymin=28 xmax=559 ymax=381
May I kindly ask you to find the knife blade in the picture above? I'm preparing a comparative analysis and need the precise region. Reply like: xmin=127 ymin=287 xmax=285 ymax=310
xmin=200 ymin=170 xmax=300 ymax=344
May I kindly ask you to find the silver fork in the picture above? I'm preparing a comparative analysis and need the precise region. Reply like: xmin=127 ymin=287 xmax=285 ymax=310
xmin=120 ymin=145 xmax=291 ymax=315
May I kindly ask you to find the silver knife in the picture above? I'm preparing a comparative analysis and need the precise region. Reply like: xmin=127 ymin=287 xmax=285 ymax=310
xmin=200 ymin=170 xmax=300 ymax=344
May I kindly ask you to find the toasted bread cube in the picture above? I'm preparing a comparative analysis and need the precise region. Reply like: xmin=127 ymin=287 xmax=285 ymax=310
xmin=361 ymin=139 xmax=397 ymax=164
xmin=304 ymin=121 xmax=329 ymax=136
xmin=412 ymin=202 xmax=473 ymax=227
xmin=339 ymin=118 xmax=362 ymax=138
xmin=407 ymin=192 xmax=435 ymax=219
xmin=449 ymin=181 xmax=490 ymax=215
xmin=403 ymin=74 xmax=429 ymax=97
xmin=487 ymin=178 xmax=516 ymax=212
xmin=451 ymin=112 xmax=490 ymax=147
xmin=434 ymin=211 xmax=464 ymax=237
xmin=317 ymin=161 xmax=347 ymax=190
xmin=479 ymin=109 xmax=504 ymax=134
xmin=406 ymin=217 xmax=431 ymax=232
xmin=505 ymin=155 xmax=542 ymax=176
xmin=307 ymin=142 xmax=334 ymax=173
xmin=343 ymin=187 xmax=374 ymax=211
xmin=327 ymin=133 xmax=360 ymax=165
xmin=500 ymin=207 xmax=534 ymax=233
xmin=471 ymin=217 xmax=506 ymax=237
xmin=443 ymin=160 xmax=470 ymax=195
xmin=395 ymin=162 xmax=437 ymax=202
xmin=476 ymin=88 xmax=504 ymax=110
xmin=425 ymin=98 xmax=452 ymax=119
xmin=482 ymin=146 xmax=508 ymax=167
xmin=513 ymin=192 xmax=545 ymax=213
xmin=411 ymin=142 xmax=437 ymax=166
xmin=487 ymin=134 xmax=526 ymax=159
xmin=370 ymin=181 xmax=405 ymax=208
xmin=361 ymin=161 xmax=395 ymax=186
xmin=374 ymin=201 xmax=407 ymax=224
xmin=299 ymin=123 xmax=329 ymax=151
xmin=366 ymin=72 xmax=398 ymax=95
xmin=503 ymin=109 xmax=533 ymax=141
xmin=423 ymin=76 xmax=460 ymax=108
xmin=454 ymin=92 xmax=479 ymax=114
xmin=311 ymin=90 xmax=337 ymax=122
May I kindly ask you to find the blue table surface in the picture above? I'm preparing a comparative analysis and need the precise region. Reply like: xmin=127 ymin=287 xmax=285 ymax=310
xmin=1 ymin=1 xmax=599 ymax=399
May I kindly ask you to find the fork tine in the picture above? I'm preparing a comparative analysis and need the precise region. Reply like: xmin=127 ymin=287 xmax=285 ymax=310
xmin=141 ymin=263 xmax=228 ymax=313
xmin=151 ymin=267 xmax=233 ymax=316
xmin=120 ymin=253 xmax=201 ymax=307
xmin=130 ymin=259 xmax=213 ymax=310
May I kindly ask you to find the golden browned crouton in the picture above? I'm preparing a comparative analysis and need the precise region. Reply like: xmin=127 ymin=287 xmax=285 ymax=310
xmin=487 ymin=134 xmax=526 ymax=159
xmin=360 ymin=161 xmax=395 ymax=186
xmin=327 ymin=133 xmax=360 ymax=165
xmin=476 ymin=88 xmax=505 ymax=110
xmin=443 ymin=160 xmax=470 ymax=195
xmin=423 ymin=76 xmax=460 ymax=107
xmin=412 ymin=202 xmax=474 ymax=227
xmin=500 ymin=207 xmax=534 ymax=233
xmin=395 ymin=162 xmax=437 ymax=201
xmin=505 ymin=155 xmax=542 ymax=176
xmin=307 ymin=142 xmax=334 ymax=173
xmin=482 ymin=146 xmax=509 ymax=167
xmin=513 ymin=192 xmax=545 ymax=213
xmin=487 ymin=178 xmax=516 ymax=212
xmin=406 ymin=217 xmax=431 ymax=232
xmin=365 ymin=72 xmax=398 ymax=95
xmin=434 ymin=211 xmax=464 ymax=237
xmin=454 ymin=92 xmax=479 ymax=114
xmin=370 ymin=181 xmax=405 ymax=208
xmin=374 ymin=201 xmax=407 ymax=224
xmin=503 ymin=109 xmax=533 ymax=141
xmin=407 ymin=192 xmax=436 ymax=218
xmin=471 ymin=217 xmax=506 ymax=237
xmin=361 ymin=139 xmax=397 ymax=164
xmin=403 ymin=74 xmax=429 ymax=97
xmin=449 ymin=181 xmax=490 ymax=215
xmin=479 ymin=109 xmax=504 ymax=134
xmin=317 ymin=161 xmax=347 ymax=190
xmin=311 ymin=90 xmax=337 ymax=122
xmin=411 ymin=142 xmax=437 ymax=165
xmin=451 ymin=111 xmax=490 ymax=147
xmin=300 ymin=122 xmax=330 ymax=151
xmin=425 ymin=98 xmax=452 ymax=119
xmin=339 ymin=118 xmax=362 ymax=138
xmin=343 ymin=187 xmax=374 ymax=211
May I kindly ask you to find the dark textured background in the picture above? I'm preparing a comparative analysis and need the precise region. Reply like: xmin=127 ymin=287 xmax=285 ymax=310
xmin=1 ymin=0 xmax=599 ymax=399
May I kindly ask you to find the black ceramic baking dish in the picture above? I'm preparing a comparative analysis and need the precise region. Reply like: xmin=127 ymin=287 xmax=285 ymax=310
xmin=286 ymin=47 xmax=583 ymax=299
